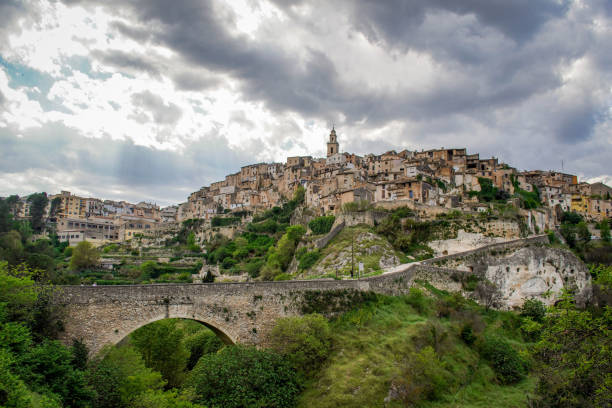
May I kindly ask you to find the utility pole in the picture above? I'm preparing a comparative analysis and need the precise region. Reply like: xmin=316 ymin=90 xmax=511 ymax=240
xmin=351 ymin=229 xmax=354 ymax=278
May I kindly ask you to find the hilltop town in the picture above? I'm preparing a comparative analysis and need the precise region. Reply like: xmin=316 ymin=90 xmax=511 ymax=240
xmin=5 ymin=128 xmax=610 ymax=247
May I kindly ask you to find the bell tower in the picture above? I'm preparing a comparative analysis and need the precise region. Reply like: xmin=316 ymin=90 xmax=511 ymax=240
xmin=326 ymin=126 xmax=339 ymax=157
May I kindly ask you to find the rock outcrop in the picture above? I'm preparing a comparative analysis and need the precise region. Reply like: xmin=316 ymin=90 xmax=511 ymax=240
xmin=442 ymin=245 xmax=591 ymax=308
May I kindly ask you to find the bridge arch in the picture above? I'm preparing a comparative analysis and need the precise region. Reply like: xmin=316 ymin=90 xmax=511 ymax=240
xmin=112 ymin=314 xmax=236 ymax=352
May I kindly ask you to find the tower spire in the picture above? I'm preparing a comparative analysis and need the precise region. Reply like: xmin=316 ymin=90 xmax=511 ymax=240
xmin=327 ymin=126 xmax=339 ymax=157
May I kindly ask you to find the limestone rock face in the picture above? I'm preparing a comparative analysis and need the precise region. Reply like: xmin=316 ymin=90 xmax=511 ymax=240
xmin=448 ymin=246 xmax=591 ymax=308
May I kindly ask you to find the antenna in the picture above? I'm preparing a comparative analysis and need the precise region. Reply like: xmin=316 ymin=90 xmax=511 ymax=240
xmin=561 ymin=159 xmax=564 ymax=171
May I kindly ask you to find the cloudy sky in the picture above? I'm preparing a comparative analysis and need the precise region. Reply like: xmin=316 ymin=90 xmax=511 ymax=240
xmin=0 ymin=0 xmax=611 ymax=206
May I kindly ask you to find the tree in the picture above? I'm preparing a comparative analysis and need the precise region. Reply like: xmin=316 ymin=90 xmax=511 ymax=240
xmin=0 ymin=261 xmax=38 ymax=323
xmin=577 ymin=221 xmax=591 ymax=244
xmin=48 ymin=197 xmax=62 ymax=219
xmin=599 ymin=219 xmax=610 ymax=242
xmin=0 ymin=198 xmax=13 ymax=233
xmin=131 ymin=389 xmax=206 ymax=408
xmin=130 ymin=319 xmax=189 ymax=389
xmin=186 ymin=232 xmax=200 ymax=252
xmin=183 ymin=329 xmax=224 ymax=370
xmin=520 ymin=299 xmax=546 ymax=323
xmin=87 ymin=345 xmax=165 ymax=408
xmin=69 ymin=241 xmax=99 ymax=271
xmin=16 ymin=340 xmax=94 ymax=407
xmin=0 ymin=230 xmax=24 ymax=265
xmin=268 ymin=314 xmax=331 ymax=376
xmin=186 ymin=345 xmax=300 ymax=408
xmin=479 ymin=336 xmax=526 ymax=385
xmin=531 ymin=293 xmax=612 ymax=407
xmin=27 ymin=193 xmax=48 ymax=232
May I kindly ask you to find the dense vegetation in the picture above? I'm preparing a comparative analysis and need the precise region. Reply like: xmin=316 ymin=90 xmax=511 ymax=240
xmin=558 ymin=211 xmax=612 ymax=265
xmin=205 ymin=187 xmax=305 ymax=280
xmin=308 ymin=215 xmax=335 ymax=235
xmin=2 ymin=251 xmax=611 ymax=407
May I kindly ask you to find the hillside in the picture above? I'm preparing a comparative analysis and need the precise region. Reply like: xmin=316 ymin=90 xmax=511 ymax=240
xmin=298 ymin=288 xmax=536 ymax=407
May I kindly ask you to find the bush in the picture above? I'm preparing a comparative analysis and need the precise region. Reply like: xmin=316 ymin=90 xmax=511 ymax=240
xmin=245 ymin=258 xmax=265 ymax=278
xmin=520 ymin=299 xmax=546 ymax=323
xmin=211 ymin=217 xmax=241 ymax=227
xmin=392 ymin=346 xmax=452 ymax=404
xmin=140 ymin=261 xmax=160 ymax=280
xmin=221 ymin=257 xmax=236 ymax=269
xmin=404 ymin=288 xmax=430 ymax=314
xmin=186 ymin=345 xmax=300 ymax=408
xmin=298 ymin=250 xmax=321 ymax=271
xmin=308 ymin=216 xmax=335 ymax=235
xmin=69 ymin=241 xmax=99 ymax=271
xmin=460 ymin=325 xmax=476 ymax=346
xmin=479 ymin=336 xmax=526 ymax=384
xmin=183 ymin=330 xmax=224 ymax=371
xmin=268 ymin=314 xmax=332 ymax=376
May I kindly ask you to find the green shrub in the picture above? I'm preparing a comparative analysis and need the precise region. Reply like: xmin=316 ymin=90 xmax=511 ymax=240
xmin=221 ymin=257 xmax=236 ymax=269
xmin=392 ymin=346 xmax=452 ymax=404
xmin=183 ymin=330 xmax=224 ymax=371
xmin=245 ymin=258 xmax=264 ymax=278
xmin=298 ymin=250 xmax=321 ymax=270
xmin=460 ymin=325 xmax=476 ymax=346
xmin=140 ymin=260 xmax=159 ymax=280
xmin=404 ymin=288 xmax=430 ymax=314
xmin=308 ymin=216 xmax=335 ymax=235
xmin=479 ymin=336 xmax=526 ymax=384
xmin=211 ymin=217 xmax=240 ymax=227
xmin=463 ymin=274 xmax=480 ymax=291
xmin=268 ymin=314 xmax=331 ymax=375
xmin=186 ymin=346 xmax=300 ymax=408
xmin=520 ymin=299 xmax=546 ymax=323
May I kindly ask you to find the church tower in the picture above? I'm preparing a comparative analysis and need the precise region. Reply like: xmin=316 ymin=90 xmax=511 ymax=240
xmin=327 ymin=126 xmax=339 ymax=157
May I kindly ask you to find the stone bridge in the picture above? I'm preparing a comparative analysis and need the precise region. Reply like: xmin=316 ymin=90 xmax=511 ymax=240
xmin=57 ymin=263 xmax=458 ymax=355
xmin=57 ymin=236 xmax=552 ymax=355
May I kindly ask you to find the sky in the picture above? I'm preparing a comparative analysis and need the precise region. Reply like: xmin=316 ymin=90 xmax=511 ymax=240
xmin=0 ymin=0 xmax=611 ymax=206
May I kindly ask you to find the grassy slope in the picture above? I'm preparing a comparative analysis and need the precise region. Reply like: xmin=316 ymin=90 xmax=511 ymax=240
xmin=298 ymin=289 xmax=535 ymax=408
xmin=302 ymin=225 xmax=405 ymax=278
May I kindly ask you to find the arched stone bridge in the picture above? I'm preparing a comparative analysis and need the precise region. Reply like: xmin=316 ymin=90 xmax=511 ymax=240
xmin=57 ymin=263 xmax=457 ymax=355
xmin=56 ymin=235 xmax=551 ymax=355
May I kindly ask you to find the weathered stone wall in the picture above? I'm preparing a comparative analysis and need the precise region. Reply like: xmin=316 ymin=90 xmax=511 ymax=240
xmin=484 ymin=220 xmax=521 ymax=238
xmin=337 ymin=211 xmax=388 ymax=227
xmin=314 ymin=220 xmax=345 ymax=249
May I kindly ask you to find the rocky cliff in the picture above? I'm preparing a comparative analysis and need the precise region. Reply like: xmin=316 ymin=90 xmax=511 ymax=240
xmin=438 ymin=245 xmax=591 ymax=308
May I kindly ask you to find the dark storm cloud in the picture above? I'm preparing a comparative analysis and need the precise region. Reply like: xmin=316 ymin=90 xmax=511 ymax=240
xmin=555 ymin=101 xmax=601 ymax=143
xmin=131 ymin=90 xmax=182 ymax=124
xmin=349 ymin=0 xmax=568 ymax=46
xmin=0 ymin=0 xmax=30 ymax=40
xmin=10 ymin=0 xmax=612 ymax=182
xmin=172 ymin=70 xmax=221 ymax=91
xmin=66 ymin=0 xmax=598 ymax=133
xmin=91 ymin=50 xmax=160 ymax=76
xmin=0 ymin=123 xmax=251 ymax=204
xmin=62 ymin=0 xmax=343 ymax=116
